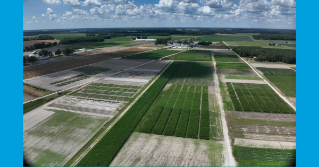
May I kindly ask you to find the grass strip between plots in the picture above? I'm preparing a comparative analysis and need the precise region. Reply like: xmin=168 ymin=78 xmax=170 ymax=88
xmin=76 ymin=61 xmax=180 ymax=166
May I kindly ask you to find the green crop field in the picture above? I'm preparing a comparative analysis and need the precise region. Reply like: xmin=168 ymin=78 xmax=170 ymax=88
xmin=216 ymin=63 xmax=250 ymax=69
xmin=170 ymin=36 xmax=202 ymax=40
xmin=226 ymin=83 xmax=295 ymax=113
xmin=257 ymin=68 xmax=296 ymax=97
xmin=123 ymin=49 xmax=180 ymax=59
xmin=225 ymin=75 xmax=262 ymax=80
xmin=164 ymin=50 xmax=212 ymax=61
xmin=225 ymin=41 xmax=295 ymax=49
xmin=168 ymin=61 xmax=214 ymax=86
xmin=201 ymin=35 xmax=253 ymax=41
xmin=72 ymin=83 xmax=141 ymax=101
xmin=76 ymin=62 xmax=180 ymax=166
xmin=64 ymin=42 xmax=124 ymax=49
xmin=214 ymin=54 xmax=242 ymax=62
xmin=233 ymin=146 xmax=296 ymax=166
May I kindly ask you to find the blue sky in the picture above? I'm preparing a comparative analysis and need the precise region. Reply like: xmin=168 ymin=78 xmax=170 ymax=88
xmin=23 ymin=0 xmax=296 ymax=30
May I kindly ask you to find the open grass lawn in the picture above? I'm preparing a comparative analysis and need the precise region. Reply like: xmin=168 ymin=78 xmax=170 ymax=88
xmin=225 ymin=75 xmax=262 ymax=80
xmin=226 ymin=41 xmax=295 ymax=49
xmin=24 ymin=33 xmax=87 ymax=40
xmin=201 ymin=35 xmax=253 ymax=41
xmin=65 ymin=42 xmax=125 ymax=49
xmin=233 ymin=146 xmax=296 ymax=166
xmin=164 ymin=50 xmax=212 ymax=61
xmin=216 ymin=63 xmax=250 ymax=69
xmin=214 ymin=54 xmax=241 ymax=62
xmin=226 ymin=83 xmax=295 ymax=114
xmin=123 ymin=49 xmax=179 ymax=59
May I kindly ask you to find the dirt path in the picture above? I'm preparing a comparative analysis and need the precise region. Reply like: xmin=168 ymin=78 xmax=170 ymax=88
xmin=212 ymin=55 xmax=237 ymax=166
xmin=223 ymin=41 xmax=296 ymax=112
xmin=69 ymin=61 xmax=173 ymax=166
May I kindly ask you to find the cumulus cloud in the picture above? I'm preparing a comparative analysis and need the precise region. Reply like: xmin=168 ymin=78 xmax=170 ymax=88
xmin=41 ymin=14 xmax=46 ymax=17
xmin=47 ymin=8 xmax=54 ymax=14
xmin=49 ymin=14 xmax=57 ymax=20
xmin=43 ymin=0 xmax=61 ymax=5
xmin=82 ymin=0 xmax=101 ymax=6
xmin=32 ymin=16 xmax=36 ymax=19
xmin=35 ymin=20 xmax=39 ymax=23
xmin=62 ymin=0 xmax=81 ymax=6
xmin=63 ymin=11 xmax=73 ymax=16
xmin=90 ymin=4 xmax=116 ymax=15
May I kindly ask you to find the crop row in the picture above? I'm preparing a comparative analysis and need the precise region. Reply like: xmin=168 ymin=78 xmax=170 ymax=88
xmin=233 ymin=146 xmax=296 ymax=166
xmin=76 ymin=61 xmax=180 ymax=166
xmin=257 ymin=67 xmax=296 ymax=76
xmin=170 ymin=50 xmax=212 ymax=61
xmin=226 ymin=83 xmax=294 ymax=114
xmin=186 ymin=110 xmax=200 ymax=138
xmin=163 ymin=108 xmax=182 ymax=136
xmin=50 ymin=74 xmax=85 ymax=85
xmin=199 ymin=87 xmax=210 ymax=140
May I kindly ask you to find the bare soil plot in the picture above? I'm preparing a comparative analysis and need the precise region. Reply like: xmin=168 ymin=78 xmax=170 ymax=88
xmin=250 ymin=63 xmax=291 ymax=69
xmin=228 ymin=111 xmax=296 ymax=122
xmin=23 ymin=93 xmax=35 ymax=102
xmin=23 ymin=85 xmax=45 ymax=97
xmin=24 ymin=109 xmax=109 ymax=166
xmin=243 ymin=133 xmax=296 ymax=142
xmin=23 ymin=48 xmax=151 ymax=79
xmin=217 ymin=69 xmax=257 ymax=76
xmin=224 ymin=78 xmax=266 ymax=84
xmin=234 ymin=138 xmax=295 ymax=149
xmin=110 ymin=132 xmax=223 ymax=166
xmin=232 ymin=125 xmax=295 ymax=135
xmin=23 ymin=108 xmax=55 ymax=131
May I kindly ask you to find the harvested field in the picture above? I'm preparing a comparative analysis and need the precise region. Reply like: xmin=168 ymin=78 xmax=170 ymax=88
xmin=24 ymin=59 xmax=151 ymax=91
xmin=232 ymin=125 xmax=295 ymax=135
xmin=23 ymin=48 xmax=151 ymax=79
xmin=23 ymin=40 xmax=60 ymax=49
xmin=234 ymin=138 xmax=295 ymax=149
xmin=23 ymin=85 xmax=46 ymax=97
xmin=24 ymin=109 xmax=109 ymax=166
xmin=217 ymin=69 xmax=257 ymax=76
xmin=23 ymin=108 xmax=55 ymax=131
xmin=23 ymin=93 xmax=35 ymax=102
xmin=228 ymin=111 xmax=296 ymax=122
xmin=251 ymin=63 xmax=291 ymax=69
xmin=110 ymin=132 xmax=223 ymax=166
xmin=243 ymin=134 xmax=296 ymax=142
xmin=123 ymin=49 xmax=179 ymax=59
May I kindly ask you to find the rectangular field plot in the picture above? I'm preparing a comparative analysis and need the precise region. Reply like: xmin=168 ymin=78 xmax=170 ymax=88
xmin=123 ymin=49 xmax=179 ymax=59
xmin=264 ymin=75 xmax=296 ymax=97
xmin=201 ymin=35 xmax=253 ymax=41
xmin=226 ymin=83 xmax=295 ymax=114
xmin=168 ymin=61 xmax=214 ymax=86
xmin=214 ymin=54 xmax=242 ymax=62
xmin=110 ymin=132 xmax=223 ymax=166
xmin=216 ymin=63 xmax=250 ymax=69
xmin=257 ymin=67 xmax=296 ymax=76
xmin=72 ymin=66 xmax=111 ymax=75
xmin=225 ymin=75 xmax=262 ymax=80
xmin=164 ymin=50 xmax=212 ymax=61
xmin=24 ymin=109 xmax=109 ymax=166
xmin=233 ymin=146 xmax=295 ymax=166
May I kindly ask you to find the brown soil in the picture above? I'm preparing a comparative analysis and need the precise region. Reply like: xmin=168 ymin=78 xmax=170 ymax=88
xmin=23 ymin=48 xmax=151 ymax=79
xmin=23 ymin=85 xmax=45 ymax=97
xmin=23 ymin=40 xmax=60 ymax=49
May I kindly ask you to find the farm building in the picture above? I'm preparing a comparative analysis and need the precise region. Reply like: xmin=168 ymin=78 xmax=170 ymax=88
xmin=28 ymin=54 xmax=35 ymax=57
xmin=134 ymin=38 xmax=156 ymax=42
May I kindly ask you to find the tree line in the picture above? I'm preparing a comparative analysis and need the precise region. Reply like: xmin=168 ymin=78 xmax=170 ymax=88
xmin=232 ymin=47 xmax=296 ymax=64
xmin=24 ymin=42 xmax=58 ymax=52
xmin=198 ymin=41 xmax=212 ymax=45
xmin=252 ymin=34 xmax=296 ymax=40
xmin=60 ymin=37 xmax=104 ymax=44
xmin=23 ymin=35 xmax=55 ymax=41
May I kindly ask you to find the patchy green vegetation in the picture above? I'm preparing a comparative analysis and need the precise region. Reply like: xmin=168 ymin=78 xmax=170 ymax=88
xmin=226 ymin=83 xmax=295 ymax=113
xmin=123 ymin=49 xmax=179 ymax=59
xmin=257 ymin=68 xmax=296 ymax=76
xmin=226 ymin=41 xmax=295 ymax=49
xmin=73 ymin=66 xmax=111 ymax=75
xmin=225 ymin=75 xmax=262 ymax=80
xmin=201 ymin=35 xmax=253 ymax=41
xmin=164 ymin=50 xmax=212 ymax=61
xmin=24 ymin=33 xmax=87 ymax=40
xmin=233 ymin=146 xmax=296 ymax=166
xmin=216 ymin=63 xmax=250 ymax=69
xmin=214 ymin=54 xmax=241 ymax=62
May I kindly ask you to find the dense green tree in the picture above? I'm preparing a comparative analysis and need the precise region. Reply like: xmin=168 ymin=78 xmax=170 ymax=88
xmin=62 ymin=48 xmax=74 ymax=56
xmin=55 ymin=49 xmax=62 ymax=56
xmin=27 ymin=56 xmax=37 ymax=64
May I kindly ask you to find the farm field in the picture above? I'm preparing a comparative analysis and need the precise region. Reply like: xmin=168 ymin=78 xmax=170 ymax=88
xmin=254 ymin=40 xmax=296 ymax=48
xmin=225 ymin=41 xmax=295 ymax=49
xmin=123 ymin=49 xmax=180 ymax=59
xmin=24 ymin=109 xmax=109 ymax=166
xmin=110 ymin=132 xmax=223 ymax=166
xmin=216 ymin=63 xmax=250 ymax=69
xmin=170 ymin=36 xmax=201 ymax=40
xmin=24 ymin=33 xmax=87 ymax=40
xmin=63 ymin=42 xmax=124 ymax=49
xmin=23 ymin=48 xmax=151 ymax=79
xmin=226 ymin=83 xmax=295 ymax=113
xmin=214 ymin=54 xmax=242 ymax=62
xmin=201 ymin=35 xmax=253 ymax=41
xmin=233 ymin=146 xmax=295 ymax=166
xmin=225 ymin=75 xmax=262 ymax=80
xmin=257 ymin=68 xmax=296 ymax=97
xmin=163 ymin=50 xmax=212 ymax=61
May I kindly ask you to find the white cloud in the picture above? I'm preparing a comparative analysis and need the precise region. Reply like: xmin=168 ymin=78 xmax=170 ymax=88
xmin=26 ymin=21 xmax=32 ymax=24
xmin=32 ymin=16 xmax=36 ymax=19
xmin=49 ymin=14 xmax=57 ymax=20
xmin=35 ymin=20 xmax=39 ymax=23
xmin=63 ymin=11 xmax=73 ymax=16
xmin=41 ymin=14 xmax=46 ymax=17
xmin=47 ymin=8 xmax=54 ymax=14
xmin=90 ymin=4 xmax=116 ymax=15
xmin=43 ymin=0 xmax=61 ymax=5
xmin=200 ymin=0 xmax=222 ymax=8
xmin=63 ymin=0 xmax=81 ymax=6
xmin=82 ymin=0 xmax=101 ymax=6
xmin=43 ymin=20 xmax=46 ymax=22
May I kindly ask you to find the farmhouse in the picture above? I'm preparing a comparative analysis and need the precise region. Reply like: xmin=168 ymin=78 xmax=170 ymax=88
xmin=134 ymin=38 xmax=156 ymax=42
